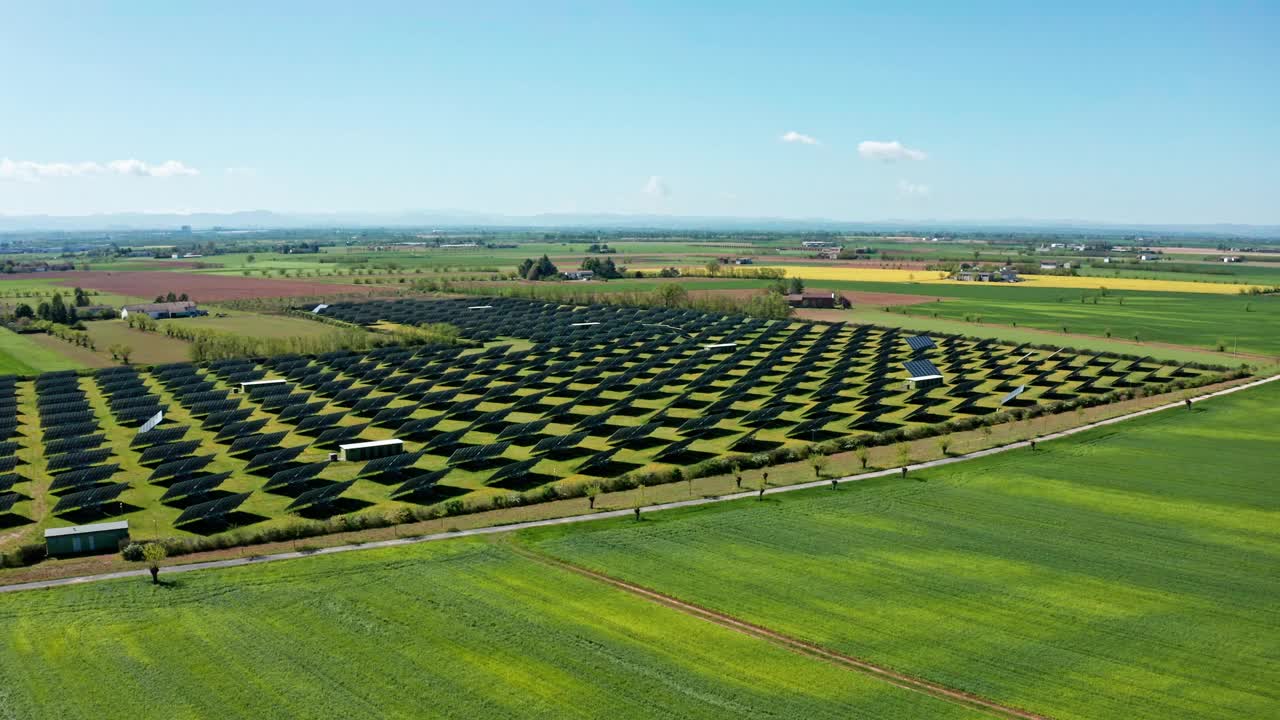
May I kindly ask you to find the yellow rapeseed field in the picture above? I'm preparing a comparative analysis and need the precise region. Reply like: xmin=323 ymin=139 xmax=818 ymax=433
xmin=746 ymin=265 xmax=1261 ymax=295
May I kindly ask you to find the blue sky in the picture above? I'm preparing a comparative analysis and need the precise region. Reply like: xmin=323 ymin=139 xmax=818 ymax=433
xmin=2 ymin=1 xmax=1276 ymax=223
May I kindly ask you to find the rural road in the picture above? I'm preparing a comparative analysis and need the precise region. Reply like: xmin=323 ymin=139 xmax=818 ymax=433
xmin=3 ymin=372 xmax=1276 ymax=595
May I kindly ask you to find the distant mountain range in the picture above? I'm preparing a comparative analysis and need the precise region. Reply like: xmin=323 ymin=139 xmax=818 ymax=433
xmin=1 ymin=210 xmax=1277 ymax=239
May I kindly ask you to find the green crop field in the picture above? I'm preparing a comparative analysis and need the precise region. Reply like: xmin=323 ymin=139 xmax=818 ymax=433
xmin=0 ymin=539 xmax=984 ymax=719
xmin=523 ymin=380 xmax=1280 ymax=720
xmin=0 ymin=328 xmax=86 ymax=374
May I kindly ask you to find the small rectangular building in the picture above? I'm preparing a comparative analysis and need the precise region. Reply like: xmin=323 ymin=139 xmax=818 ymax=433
xmin=45 ymin=521 xmax=130 ymax=557
xmin=339 ymin=438 xmax=403 ymax=462
xmin=240 ymin=378 xmax=287 ymax=394
xmin=785 ymin=291 xmax=839 ymax=309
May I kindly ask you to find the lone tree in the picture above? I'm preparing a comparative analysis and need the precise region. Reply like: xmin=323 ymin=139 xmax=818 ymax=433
xmin=896 ymin=444 xmax=911 ymax=475
xmin=856 ymin=446 xmax=870 ymax=470
xmin=584 ymin=483 xmax=601 ymax=510
xmin=809 ymin=450 xmax=828 ymax=479
xmin=142 ymin=543 xmax=168 ymax=584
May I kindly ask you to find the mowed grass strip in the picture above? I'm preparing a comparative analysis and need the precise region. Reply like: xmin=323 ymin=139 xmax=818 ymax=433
xmin=0 ymin=327 xmax=86 ymax=374
xmin=523 ymin=381 xmax=1280 ymax=720
xmin=0 ymin=540 xmax=985 ymax=720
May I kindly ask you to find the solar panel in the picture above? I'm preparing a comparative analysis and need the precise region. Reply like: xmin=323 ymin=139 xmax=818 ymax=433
xmin=448 ymin=442 xmax=511 ymax=466
xmin=264 ymin=461 xmax=330 ymax=491
xmin=137 ymin=410 xmax=165 ymax=434
xmin=160 ymin=472 xmax=231 ymax=502
xmin=606 ymin=422 xmax=659 ymax=444
xmin=130 ymin=426 xmax=188 ymax=448
xmin=313 ymin=423 xmax=367 ymax=448
xmin=149 ymin=454 xmax=215 ymax=482
xmin=52 ymin=482 xmax=130 ymax=514
xmin=215 ymin=418 xmax=270 ymax=442
xmin=390 ymin=469 xmax=450 ymax=499
xmin=0 ymin=472 xmax=25 ymax=493
xmin=0 ymin=493 xmax=19 ymax=514
xmin=229 ymin=431 xmax=289 ymax=455
xmin=286 ymin=480 xmax=356 ymax=511
xmin=139 ymin=440 xmax=202 ymax=465
xmin=485 ymin=458 xmax=540 ymax=485
xmin=47 ymin=449 xmax=112 ymax=473
xmin=496 ymin=419 xmax=550 ymax=441
xmin=175 ymin=492 xmax=252 ymax=526
xmin=358 ymin=449 xmax=426 ymax=477
xmin=576 ymin=448 xmax=620 ymax=475
xmin=245 ymin=445 xmax=305 ymax=470
xmin=1000 ymin=385 xmax=1028 ymax=405
xmin=532 ymin=432 xmax=587 ymax=455
xmin=903 ymin=359 xmax=942 ymax=379
xmin=276 ymin=400 xmax=327 ymax=421
xmin=201 ymin=408 xmax=253 ymax=429
xmin=50 ymin=464 xmax=121 ymax=492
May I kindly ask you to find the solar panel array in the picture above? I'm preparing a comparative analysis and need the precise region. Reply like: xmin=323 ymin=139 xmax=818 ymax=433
xmin=0 ymin=297 xmax=1220 ymax=539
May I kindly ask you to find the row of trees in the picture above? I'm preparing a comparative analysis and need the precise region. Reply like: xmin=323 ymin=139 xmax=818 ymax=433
xmin=459 ymin=282 xmax=793 ymax=320
xmin=152 ymin=291 xmax=192 ymax=303
xmin=179 ymin=323 xmax=461 ymax=362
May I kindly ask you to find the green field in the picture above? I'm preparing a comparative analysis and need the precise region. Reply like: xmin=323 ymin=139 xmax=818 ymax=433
xmin=0 ymin=328 xmax=86 ymax=374
xmin=523 ymin=381 xmax=1280 ymax=720
xmin=0 ymin=539 xmax=984 ymax=719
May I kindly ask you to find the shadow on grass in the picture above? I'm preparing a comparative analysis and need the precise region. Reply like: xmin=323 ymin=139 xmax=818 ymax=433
xmin=0 ymin=512 xmax=33 ymax=530
xmin=178 ymin=510 xmax=271 ymax=536
xmin=295 ymin=497 xmax=375 ymax=521
xmin=56 ymin=502 xmax=145 ymax=524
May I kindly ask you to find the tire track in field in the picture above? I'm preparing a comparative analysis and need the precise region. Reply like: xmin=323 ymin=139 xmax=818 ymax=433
xmin=509 ymin=544 xmax=1052 ymax=720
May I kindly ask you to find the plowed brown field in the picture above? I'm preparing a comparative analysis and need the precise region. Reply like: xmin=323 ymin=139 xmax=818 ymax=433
xmin=33 ymin=271 xmax=363 ymax=301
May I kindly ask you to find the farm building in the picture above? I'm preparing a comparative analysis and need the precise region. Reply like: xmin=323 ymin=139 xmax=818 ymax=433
xmin=45 ymin=521 xmax=130 ymax=557
xmin=785 ymin=291 xmax=844 ymax=309
xmin=76 ymin=304 xmax=117 ymax=319
xmin=339 ymin=438 xmax=404 ymax=462
xmin=562 ymin=270 xmax=594 ymax=281
xmin=952 ymin=266 xmax=1019 ymax=282
xmin=120 ymin=301 xmax=207 ymax=320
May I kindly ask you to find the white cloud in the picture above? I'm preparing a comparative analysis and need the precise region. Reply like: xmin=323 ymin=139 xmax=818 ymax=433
xmin=780 ymin=130 xmax=819 ymax=145
xmin=858 ymin=140 xmax=927 ymax=162
xmin=642 ymin=175 xmax=670 ymax=197
xmin=0 ymin=157 xmax=199 ymax=181
xmin=898 ymin=180 xmax=931 ymax=197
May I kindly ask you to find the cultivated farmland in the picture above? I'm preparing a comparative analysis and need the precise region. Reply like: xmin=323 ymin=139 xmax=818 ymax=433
xmin=0 ymin=539 xmax=986 ymax=719
xmin=0 ymin=297 xmax=1231 ymax=558
xmin=523 ymin=380 xmax=1280 ymax=720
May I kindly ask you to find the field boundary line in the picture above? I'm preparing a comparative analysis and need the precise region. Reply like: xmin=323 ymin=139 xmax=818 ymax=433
xmin=510 ymin=544 xmax=1050 ymax=720
xmin=2 ymin=372 xmax=1276 ymax=594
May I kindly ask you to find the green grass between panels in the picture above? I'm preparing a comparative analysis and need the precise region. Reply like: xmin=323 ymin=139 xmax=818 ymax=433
xmin=523 ymin=380 xmax=1280 ymax=720
xmin=0 ymin=539 xmax=984 ymax=720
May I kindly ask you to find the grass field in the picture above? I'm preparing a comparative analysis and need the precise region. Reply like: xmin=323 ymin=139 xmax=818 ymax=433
xmin=0 ymin=328 xmax=86 ymax=374
xmin=523 ymin=381 xmax=1280 ymax=720
xmin=0 ymin=539 xmax=985 ymax=719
